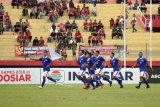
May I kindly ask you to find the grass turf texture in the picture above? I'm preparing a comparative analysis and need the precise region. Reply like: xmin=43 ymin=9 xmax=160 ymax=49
xmin=0 ymin=84 xmax=159 ymax=107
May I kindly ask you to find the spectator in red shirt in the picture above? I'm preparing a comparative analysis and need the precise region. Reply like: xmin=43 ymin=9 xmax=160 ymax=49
xmin=96 ymin=35 xmax=103 ymax=45
xmin=68 ymin=8 xmax=75 ymax=19
xmin=4 ymin=12 xmax=10 ymax=22
xmin=75 ymin=30 xmax=82 ymax=43
xmin=58 ymin=23 xmax=65 ymax=32
xmin=109 ymin=18 xmax=115 ymax=29
xmin=97 ymin=20 xmax=103 ymax=30
xmin=17 ymin=31 xmax=24 ymax=46
xmin=39 ymin=36 xmax=45 ymax=46
xmin=115 ymin=17 xmax=119 ymax=27
xmin=88 ymin=19 xmax=93 ymax=31
xmin=98 ymin=28 xmax=106 ymax=38
xmin=83 ymin=19 xmax=88 ymax=31
xmin=127 ymin=0 xmax=132 ymax=10
xmin=88 ymin=35 xmax=93 ymax=46
xmin=26 ymin=28 xmax=32 ymax=42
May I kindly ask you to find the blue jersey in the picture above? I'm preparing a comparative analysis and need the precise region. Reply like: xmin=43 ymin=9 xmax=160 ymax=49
xmin=96 ymin=56 xmax=105 ymax=69
xmin=39 ymin=56 xmax=52 ymax=72
xmin=110 ymin=57 xmax=120 ymax=71
xmin=78 ymin=54 xmax=87 ymax=71
xmin=137 ymin=57 xmax=147 ymax=72
xmin=87 ymin=58 xmax=95 ymax=75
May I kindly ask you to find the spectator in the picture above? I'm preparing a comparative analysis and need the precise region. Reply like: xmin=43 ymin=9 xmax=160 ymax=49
xmin=49 ymin=30 xmax=57 ymax=42
xmin=83 ymin=19 xmax=88 ymax=31
xmin=75 ymin=5 xmax=81 ymax=19
xmin=69 ymin=0 xmax=75 ymax=8
xmin=5 ymin=19 xmax=13 ymax=31
xmin=0 ymin=3 xmax=4 ymax=15
xmin=22 ymin=22 xmax=28 ymax=32
xmin=71 ymin=20 xmax=78 ymax=31
xmin=109 ymin=18 xmax=115 ymax=29
xmin=50 ymin=23 xmax=56 ymax=32
xmin=18 ymin=19 xmax=23 ymax=30
xmin=17 ymin=31 xmax=24 ymax=46
xmin=67 ymin=29 xmax=72 ymax=38
xmin=4 ymin=12 xmax=10 ymax=23
xmin=75 ymin=30 xmax=82 ymax=43
xmin=14 ymin=22 xmax=21 ymax=33
xmin=11 ymin=0 xmax=20 ymax=9
xmin=97 ymin=20 xmax=103 ymax=30
xmin=39 ymin=36 xmax=45 ymax=46
xmin=112 ymin=26 xmax=117 ymax=39
xmin=65 ymin=20 xmax=71 ymax=31
xmin=92 ymin=4 xmax=97 ymax=16
xmin=127 ymin=0 xmax=132 ymax=10
xmin=131 ymin=14 xmax=137 ymax=32
xmin=25 ymin=19 xmax=31 ymax=28
xmin=92 ymin=27 xmax=98 ymax=37
xmin=72 ymin=46 xmax=76 ymax=60
xmin=30 ymin=7 xmax=37 ymax=19
xmin=26 ymin=28 xmax=32 ymax=42
xmin=88 ymin=35 xmax=93 ymax=46
xmin=117 ymin=27 xmax=123 ymax=39
xmin=32 ymin=37 xmax=39 ymax=46
xmin=96 ymin=35 xmax=103 ymax=45
xmin=61 ymin=48 xmax=67 ymax=60
xmin=68 ymin=8 xmax=75 ymax=19
xmin=0 ymin=23 xmax=4 ymax=35
xmin=98 ymin=28 xmax=106 ymax=38
xmin=88 ymin=19 xmax=93 ymax=31
xmin=92 ymin=19 xmax=98 ymax=29
xmin=140 ymin=2 xmax=147 ymax=13
xmin=22 ymin=7 xmax=29 ymax=18
xmin=133 ymin=0 xmax=139 ymax=10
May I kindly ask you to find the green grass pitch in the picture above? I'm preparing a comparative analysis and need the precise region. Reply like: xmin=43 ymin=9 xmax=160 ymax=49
xmin=0 ymin=84 xmax=160 ymax=107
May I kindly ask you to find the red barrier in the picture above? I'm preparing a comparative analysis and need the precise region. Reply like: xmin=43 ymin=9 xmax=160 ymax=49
xmin=0 ymin=60 xmax=159 ymax=66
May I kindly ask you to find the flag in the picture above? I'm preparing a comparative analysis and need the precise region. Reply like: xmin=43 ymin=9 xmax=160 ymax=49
xmin=48 ymin=46 xmax=62 ymax=60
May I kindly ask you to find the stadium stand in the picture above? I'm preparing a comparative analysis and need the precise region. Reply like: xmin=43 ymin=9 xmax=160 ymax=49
xmin=0 ymin=0 xmax=159 ymax=61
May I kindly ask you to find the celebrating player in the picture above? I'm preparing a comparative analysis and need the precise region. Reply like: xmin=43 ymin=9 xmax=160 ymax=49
xmin=109 ymin=52 xmax=123 ymax=88
xmin=31 ymin=50 xmax=56 ymax=89
xmin=95 ymin=50 xmax=112 ymax=88
xmin=132 ymin=52 xmax=150 ymax=89
xmin=77 ymin=50 xmax=88 ymax=88
xmin=85 ymin=52 xmax=98 ymax=90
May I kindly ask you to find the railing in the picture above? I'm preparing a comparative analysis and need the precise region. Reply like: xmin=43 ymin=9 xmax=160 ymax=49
xmin=137 ymin=6 xmax=150 ymax=28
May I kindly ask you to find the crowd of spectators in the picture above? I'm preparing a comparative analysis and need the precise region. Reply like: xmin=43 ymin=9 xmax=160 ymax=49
xmin=0 ymin=3 xmax=4 ymax=35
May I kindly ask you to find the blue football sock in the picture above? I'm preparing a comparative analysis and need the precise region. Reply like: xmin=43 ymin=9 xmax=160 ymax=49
xmin=138 ymin=82 xmax=142 ymax=87
xmin=90 ymin=79 xmax=95 ymax=88
xmin=144 ymin=80 xmax=149 ymax=87
xmin=114 ymin=77 xmax=122 ymax=84
xmin=47 ymin=77 xmax=56 ymax=82
xmin=80 ymin=77 xmax=86 ymax=84
xmin=103 ymin=76 xmax=111 ymax=83
xmin=41 ymin=77 xmax=46 ymax=87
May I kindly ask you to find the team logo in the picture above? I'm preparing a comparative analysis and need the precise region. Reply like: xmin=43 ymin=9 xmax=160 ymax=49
xmin=50 ymin=70 xmax=62 ymax=81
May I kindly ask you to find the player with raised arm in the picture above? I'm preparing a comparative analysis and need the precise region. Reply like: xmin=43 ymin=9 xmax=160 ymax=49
xmin=31 ymin=50 xmax=56 ymax=89
xmin=132 ymin=52 xmax=150 ymax=89
xmin=95 ymin=50 xmax=112 ymax=88
xmin=77 ymin=50 xmax=88 ymax=88
xmin=109 ymin=52 xmax=123 ymax=88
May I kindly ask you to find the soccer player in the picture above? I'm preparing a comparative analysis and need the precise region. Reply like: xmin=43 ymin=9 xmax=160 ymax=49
xmin=85 ymin=52 xmax=98 ymax=90
xmin=31 ymin=50 xmax=56 ymax=89
xmin=109 ymin=52 xmax=123 ymax=88
xmin=77 ymin=50 xmax=88 ymax=88
xmin=132 ymin=52 xmax=150 ymax=89
xmin=95 ymin=50 xmax=112 ymax=88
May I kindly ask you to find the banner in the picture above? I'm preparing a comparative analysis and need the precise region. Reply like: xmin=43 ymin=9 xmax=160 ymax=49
xmin=79 ymin=45 xmax=125 ymax=58
xmin=0 ymin=68 xmax=40 ymax=84
xmin=15 ymin=45 xmax=61 ymax=60
xmin=41 ymin=68 xmax=140 ymax=84
xmin=148 ymin=67 xmax=160 ymax=83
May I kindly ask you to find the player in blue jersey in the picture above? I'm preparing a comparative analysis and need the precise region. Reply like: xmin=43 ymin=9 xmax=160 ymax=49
xmin=31 ymin=50 xmax=56 ymax=89
xmin=132 ymin=52 xmax=150 ymax=89
xmin=77 ymin=50 xmax=88 ymax=88
xmin=85 ymin=52 xmax=98 ymax=90
xmin=109 ymin=52 xmax=123 ymax=88
xmin=95 ymin=50 xmax=112 ymax=88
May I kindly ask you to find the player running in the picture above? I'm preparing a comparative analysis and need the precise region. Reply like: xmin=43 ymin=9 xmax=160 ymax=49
xmin=85 ymin=52 xmax=98 ymax=90
xmin=31 ymin=50 xmax=56 ymax=89
xmin=132 ymin=52 xmax=150 ymax=89
xmin=95 ymin=50 xmax=112 ymax=88
xmin=109 ymin=52 xmax=123 ymax=88
xmin=77 ymin=50 xmax=88 ymax=88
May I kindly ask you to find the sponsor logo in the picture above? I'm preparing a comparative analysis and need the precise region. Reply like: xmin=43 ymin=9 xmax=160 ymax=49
xmin=151 ymin=74 xmax=160 ymax=79
xmin=50 ymin=70 xmax=62 ymax=81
